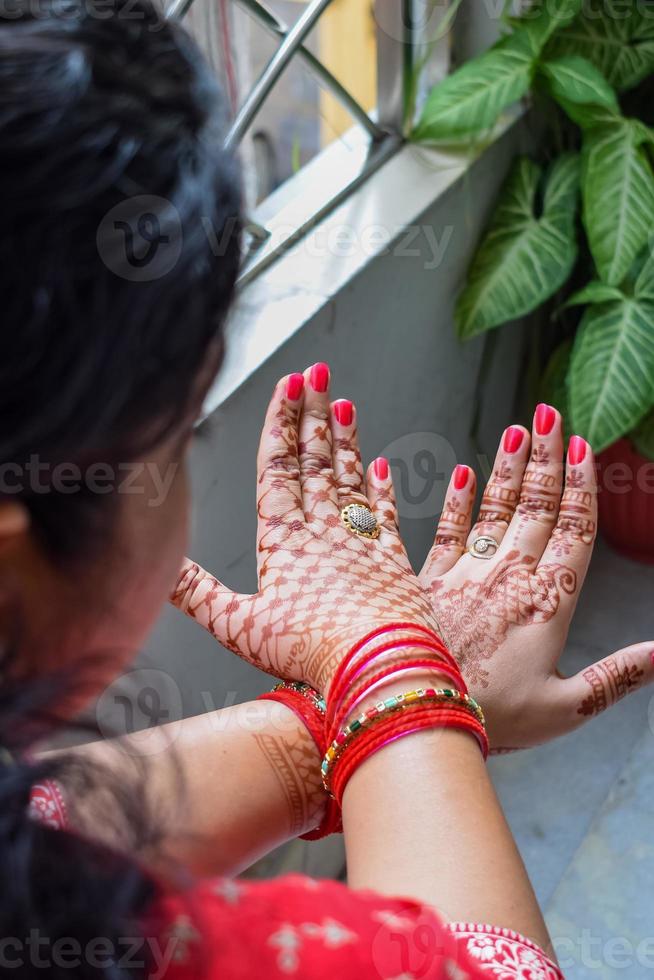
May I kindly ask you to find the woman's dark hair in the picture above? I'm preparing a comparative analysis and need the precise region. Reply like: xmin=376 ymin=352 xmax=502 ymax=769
xmin=0 ymin=0 xmax=242 ymax=973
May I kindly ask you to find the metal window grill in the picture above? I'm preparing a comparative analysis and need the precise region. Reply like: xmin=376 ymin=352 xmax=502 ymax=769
xmin=165 ymin=0 xmax=423 ymax=279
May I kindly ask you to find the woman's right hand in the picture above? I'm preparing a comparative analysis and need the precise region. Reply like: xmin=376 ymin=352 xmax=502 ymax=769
xmin=418 ymin=405 xmax=654 ymax=750
xmin=171 ymin=364 xmax=438 ymax=696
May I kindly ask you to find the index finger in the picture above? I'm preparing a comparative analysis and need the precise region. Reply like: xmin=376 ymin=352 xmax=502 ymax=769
xmin=256 ymin=374 xmax=306 ymax=552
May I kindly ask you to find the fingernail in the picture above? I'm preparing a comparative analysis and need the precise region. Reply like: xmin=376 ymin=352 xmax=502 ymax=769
xmin=503 ymin=426 xmax=525 ymax=454
xmin=650 ymin=650 xmax=654 ymax=667
xmin=535 ymin=403 xmax=556 ymax=436
xmin=373 ymin=457 xmax=389 ymax=480
xmin=453 ymin=464 xmax=470 ymax=491
xmin=333 ymin=399 xmax=353 ymax=426
xmin=568 ymin=435 xmax=588 ymax=466
xmin=286 ymin=373 xmax=304 ymax=401
xmin=309 ymin=362 xmax=330 ymax=393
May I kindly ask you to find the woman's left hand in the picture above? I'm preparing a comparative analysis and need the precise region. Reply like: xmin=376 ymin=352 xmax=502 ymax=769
xmin=171 ymin=364 xmax=438 ymax=697
xmin=418 ymin=405 xmax=654 ymax=750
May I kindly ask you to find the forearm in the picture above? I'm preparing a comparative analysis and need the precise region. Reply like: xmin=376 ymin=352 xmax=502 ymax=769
xmin=341 ymin=675 xmax=553 ymax=956
xmin=50 ymin=699 xmax=326 ymax=878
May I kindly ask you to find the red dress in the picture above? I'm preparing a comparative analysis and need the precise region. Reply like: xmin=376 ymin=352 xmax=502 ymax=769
xmin=30 ymin=781 xmax=564 ymax=979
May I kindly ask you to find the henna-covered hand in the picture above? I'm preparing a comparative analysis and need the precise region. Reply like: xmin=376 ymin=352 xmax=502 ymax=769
xmin=419 ymin=406 xmax=654 ymax=749
xmin=171 ymin=365 xmax=438 ymax=696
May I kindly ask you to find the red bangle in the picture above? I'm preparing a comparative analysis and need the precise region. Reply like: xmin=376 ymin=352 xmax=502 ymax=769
xmin=330 ymin=703 xmax=488 ymax=806
xmin=326 ymin=623 xmax=451 ymax=705
xmin=334 ymin=658 xmax=466 ymax=735
xmin=327 ymin=632 xmax=459 ymax=733
xmin=256 ymin=684 xmax=342 ymax=840
xmin=258 ymin=688 xmax=325 ymax=752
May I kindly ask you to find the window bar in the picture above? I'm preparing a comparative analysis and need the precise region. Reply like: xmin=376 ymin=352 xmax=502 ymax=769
xmin=166 ymin=0 xmax=198 ymax=24
xmin=223 ymin=0 xmax=336 ymax=151
xmin=235 ymin=0 xmax=385 ymax=143
xmin=374 ymin=0 xmax=414 ymax=136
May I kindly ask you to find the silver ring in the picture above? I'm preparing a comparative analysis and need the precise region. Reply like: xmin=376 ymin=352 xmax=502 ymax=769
xmin=468 ymin=535 xmax=498 ymax=559
xmin=341 ymin=503 xmax=380 ymax=539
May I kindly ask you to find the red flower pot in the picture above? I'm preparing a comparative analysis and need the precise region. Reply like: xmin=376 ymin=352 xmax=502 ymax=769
xmin=598 ymin=438 xmax=654 ymax=564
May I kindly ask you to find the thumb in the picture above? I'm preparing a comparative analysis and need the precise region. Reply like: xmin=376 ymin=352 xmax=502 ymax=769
xmin=170 ymin=557 xmax=253 ymax=655
xmin=563 ymin=642 xmax=654 ymax=721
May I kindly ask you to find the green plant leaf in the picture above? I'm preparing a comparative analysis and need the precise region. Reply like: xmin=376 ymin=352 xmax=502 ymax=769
xmin=508 ymin=0 xmax=583 ymax=56
xmin=634 ymin=248 xmax=654 ymax=302
xmin=569 ymin=296 xmax=654 ymax=451
xmin=566 ymin=282 xmax=625 ymax=306
xmin=546 ymin=2 xmax=654 ymax=92
xmin=553 ymin=99 xmax=620 ymax=131
xmin=455 ymin=153 xmax=580 ymax=339
xmin=582 ymin=121 xmax=654 ymax=286
xmin=539 ymin=55 xmax=618 ymax=114
xmin=412 ymin=35 xmax=534 ymax=142
xmin=631 ymin=410 xmax=654 ymax=461
xmin=539 ymin=338 xmax=573 ymax=436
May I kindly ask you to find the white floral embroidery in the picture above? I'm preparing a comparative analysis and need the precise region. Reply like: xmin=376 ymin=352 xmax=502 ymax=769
xmin=372 ymin=910 xmax=416 ymax=931
xmin=467 ymin=936 xmax=499 ymax=962
xmin=29 ymin=781 xmax=67 ymax=831
xmin=164 ymin=915 xmax=201 ymax=964
xmin=447 ymin=924 xmax=562 ymax=979
xmin=268 ymin=919 xmax=357 ymax=973
xmin=212 ymin=879 xmax=242 ymax=906
xmin=268 ymin=924 xmax=301 ymax=974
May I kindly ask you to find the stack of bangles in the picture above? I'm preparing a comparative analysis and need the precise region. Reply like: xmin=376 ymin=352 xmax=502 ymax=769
xmin=257 ymin=622 xmax=488 ymax=840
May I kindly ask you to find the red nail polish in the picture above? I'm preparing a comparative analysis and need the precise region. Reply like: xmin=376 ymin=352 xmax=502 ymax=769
xmin=453 ymin=465 xmax=469 ymax=491
xmin=650 ymin=651 xmax=654 ymax=667
xmin=374 ymin=457 xmax=389 ymax=480
xmin=535 ymin=403 xmax=556 ymax=436
xmin=568 ymin=435 xmax=588 ymax=466
xmin=286 ymin=373 xmax=304 ymax=401
xmin=333 ymin=399 xmax=353 ymax=426
xmin=503 ymin=426 xmax=524 ymax=454
xmin=309 ymin=362 xmax=330 ymax=393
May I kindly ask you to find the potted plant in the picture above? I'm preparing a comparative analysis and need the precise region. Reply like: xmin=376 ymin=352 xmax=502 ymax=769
xmin=413 ymin=0 xmax=654 ymax=561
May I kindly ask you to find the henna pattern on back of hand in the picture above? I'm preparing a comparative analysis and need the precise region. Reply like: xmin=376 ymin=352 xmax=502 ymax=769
xmin=431 ymin=551 xmax=577 ymax=686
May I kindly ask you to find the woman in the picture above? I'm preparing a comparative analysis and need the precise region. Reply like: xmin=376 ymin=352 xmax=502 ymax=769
xmin=3 ymin=1 xmax=651 ymax=978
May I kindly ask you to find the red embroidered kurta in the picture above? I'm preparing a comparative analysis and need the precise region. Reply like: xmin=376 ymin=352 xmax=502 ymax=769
xmin=30 ymin=780 xmax=563 ymax=979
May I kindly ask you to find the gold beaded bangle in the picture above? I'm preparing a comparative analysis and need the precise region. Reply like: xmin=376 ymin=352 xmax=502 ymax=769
xmin=321 ymin=688 xmax=485 ymax=790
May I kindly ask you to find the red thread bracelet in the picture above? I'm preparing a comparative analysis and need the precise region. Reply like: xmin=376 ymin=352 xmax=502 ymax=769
xmin=256 ymin=685 xmax=342 ymax=840
xmin=259 ymin=689 xmax=325 ymax=751
xmin=330 ymin=704 xmax=488 ymax=806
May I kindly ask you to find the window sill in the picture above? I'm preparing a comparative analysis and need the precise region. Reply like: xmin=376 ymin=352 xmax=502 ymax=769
xmin=202 ymin=108 xmax=526 ymax=421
